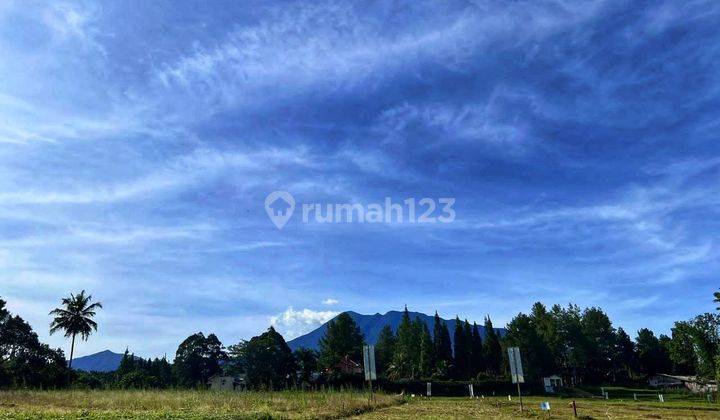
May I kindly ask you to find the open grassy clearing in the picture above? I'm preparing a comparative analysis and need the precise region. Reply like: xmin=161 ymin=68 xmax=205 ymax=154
xmin=355 ymin=395 xmax=720 ymax=419
xmin=2 ymin=391 xmax=720 ymax=419
xmin=0 ymin=390 xmax=402 ymax=419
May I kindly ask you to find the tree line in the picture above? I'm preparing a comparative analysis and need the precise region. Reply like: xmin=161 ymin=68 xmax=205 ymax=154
xmin=4 ymin=290 xmax=720 ymax=389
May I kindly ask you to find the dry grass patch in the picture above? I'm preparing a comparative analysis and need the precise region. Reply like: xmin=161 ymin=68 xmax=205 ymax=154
xmin=0 ymin=389 xmax=403 ymax=419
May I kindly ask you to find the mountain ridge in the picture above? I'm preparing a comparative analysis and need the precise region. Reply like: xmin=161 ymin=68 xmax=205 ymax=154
xmin=287 ymin=310 xmax=505 ymax=351
xmin=71 ymin=349 xmax=129 ymax=372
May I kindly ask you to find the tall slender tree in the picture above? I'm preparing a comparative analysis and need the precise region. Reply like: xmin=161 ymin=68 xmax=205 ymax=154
xmin=433 ymin=312 xmax=452 ymax=372
xmin=614 ymin=327 xmax=637 ymax=380
xmin=418 ymin=322 xmax=434 ymax=377
xmin=483 ymin=316 xmax=502 ymax=375
xmin=452 ymin=317 xmax=469 ymax=379
xmin=470 ymin=322 xmax=484 ymax=377
xmin=392 ymin=307 xmax=418 ymax=379
xmin=375 ymin=325 xmax=396 ymax=375
xmin=318 ymin=313 xmax=364 ymax=369
xmin=49 ymin=290 xmax=102 ymax=369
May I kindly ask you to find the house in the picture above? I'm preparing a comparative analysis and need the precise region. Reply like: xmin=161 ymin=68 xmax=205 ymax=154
xmin=648 ymin=374 xmax=717 ymax=393
xmin=333 ymin=355 xmax=363 ymax=375
xmin=208 ymin=374 xmax=247 ymax=391
xmin=542 ymin=375 xmax=563 ymax=393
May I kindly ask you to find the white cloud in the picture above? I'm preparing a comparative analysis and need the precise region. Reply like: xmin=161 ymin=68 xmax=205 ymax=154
xmin=322 ymin=298 xmax=339 ymax=305
xmin=270 ymin=307 xmax=338 ymax=340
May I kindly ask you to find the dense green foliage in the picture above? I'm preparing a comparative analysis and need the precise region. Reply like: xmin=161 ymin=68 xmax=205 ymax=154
xmin=173 ymin=332 xmax=226 ymax=387
xmin=0 ymin=299 xmax=69 ymax=388
xmin=5 ymin=289 xmax=720 ymax=390
xmin=227 ymin=326 xmax=296 ymax=389
xmin=318 ymin=312 xmax=364 ymax=370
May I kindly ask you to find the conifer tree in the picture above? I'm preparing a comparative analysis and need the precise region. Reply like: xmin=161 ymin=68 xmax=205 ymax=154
xmin=453 ymin=316 xmax=469 ymax=379
xmin=375 ymin=325 xmax=396 ymax=375
xmin=318 ymin=312 xmax=364 ymax=369
xmin=393 ymin=307 xmax=426 ymax=379
xmin=392 ymin=306 xmax=415 ymax=378
xmin=471 ymin=322 xmax=485 ymax=378
xmin=433 ymin=312 xmax=452 ymax=366
xmin=463 ymin=320 xmax=473 ymax=377
xmin=483 ymin=316 xmax=502 ymax=375
xmin=418 ymin=322 xmax=434 ymax=377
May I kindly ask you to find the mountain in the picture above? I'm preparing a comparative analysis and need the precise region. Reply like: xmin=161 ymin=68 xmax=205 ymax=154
xmin=287 ymin=310 xmax=505 ymax=351
xmin=71 ymin=350 xmax=130 ymax=372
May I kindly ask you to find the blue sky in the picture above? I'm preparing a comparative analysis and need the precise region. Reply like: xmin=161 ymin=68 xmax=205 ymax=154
xmin=1 ymin=0 xmax=719 ymax=358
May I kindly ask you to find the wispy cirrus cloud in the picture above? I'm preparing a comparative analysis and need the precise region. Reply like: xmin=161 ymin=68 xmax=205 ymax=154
xmin=1 ymin=0 xmax=720 ymax=359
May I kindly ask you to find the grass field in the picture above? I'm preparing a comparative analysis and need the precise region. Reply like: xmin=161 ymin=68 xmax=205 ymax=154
xmin=357 ymin=395 xmax=720 ymax=419
xmin=2 ymin=390 xmax=720 ymax=419
xmin=0 ymin=390 xmax=402 ymax=419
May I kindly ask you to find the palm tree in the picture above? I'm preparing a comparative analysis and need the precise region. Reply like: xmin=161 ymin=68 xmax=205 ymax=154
xmin=49 ymin=290 xmax=102 ymax=369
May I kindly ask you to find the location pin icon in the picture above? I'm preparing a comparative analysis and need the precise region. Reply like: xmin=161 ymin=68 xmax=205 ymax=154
xmin=265 ymin=191 xmax=295 ymax=230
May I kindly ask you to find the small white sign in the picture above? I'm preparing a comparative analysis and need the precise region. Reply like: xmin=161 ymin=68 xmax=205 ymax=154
xmin=426 ymin=382 xmax=431 ymax=396
xmin=468 ymin=384 xmax=474 ymax=398
xmin=363 ymin=345 xmax=377 ymax=381
xmin=508 ymin=347 xmax=524 ymax=384
xmin=540 ymin=401 xmax=550 ymax=411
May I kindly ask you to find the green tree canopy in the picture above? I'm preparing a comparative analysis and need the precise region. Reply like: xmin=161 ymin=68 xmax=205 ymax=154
xmin=173 ymin=332 xmax=226 ymax=387
xmin=374 ymin=325 xmax=396 ymax=375
xmin=228 ymin=327 xmax=296 ymax=389
xmin=483 ymin=316 xmax=502 ymax=375
xmin=1 ymin=298 xmax=69 ymax=388
xmin=293 ymin=347 xmax=317 ymax=384
xmin=318 ymin=312 xmax=364 ymax=370
xmin=433 ymin=312 xmax=453 ymax=377
xmin=636 ymin=328 xmax=671 ymax=376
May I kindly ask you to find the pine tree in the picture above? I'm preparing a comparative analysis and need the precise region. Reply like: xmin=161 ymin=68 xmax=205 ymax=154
xmin=463 ymin=320 xmax=473 ymax=378
xmin=393 ymin=306 xmax=421 ymax=379
xmin=318 ymin=313 xmax=364 ymax=369
xmin=433 ymin=312 xmax=453 ymax=369
xmin=471 ymin=322 xmax=484 ymax=378
xmin=453 ymin=317 xmax=468 ymax=379
xmin=375 ymin=325 xmax=396 ymax=375
xmin=117 ymin=349 xmax=135 ymax=376
xmin=483 ymin=316 xmax=502 ymax=375
xmin=411 ymin=316 xmax=424 ymax=368
xmin=418 ymin=322 xmax=434 ymax=377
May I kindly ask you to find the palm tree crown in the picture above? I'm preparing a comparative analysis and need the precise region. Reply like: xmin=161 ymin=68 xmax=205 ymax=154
xmin=49 ymin=290 xmax=102 ymax=369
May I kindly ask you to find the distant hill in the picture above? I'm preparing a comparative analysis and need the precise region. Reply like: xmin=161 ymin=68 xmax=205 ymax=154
xmin=287 ymin=310 xmax=505 ymax=351
xmin=72 ymin=350 xmax=131 ymax=372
